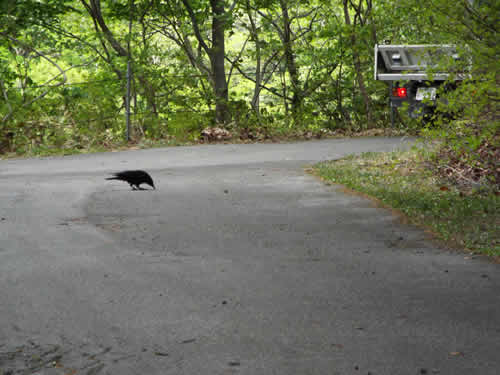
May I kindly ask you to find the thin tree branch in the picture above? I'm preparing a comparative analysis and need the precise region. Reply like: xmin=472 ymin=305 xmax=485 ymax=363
xmin=81 ymin=0 xmax=128 ymax=56
xmin=0 ymin=78 xmax=13 ymax=123
xmin=229 ymin=0 xmax=239 ymax=13
xmin=226 ymin=35 xmax=250 ymax=87
xmin=181 ymin=0 xmax=211 ymax=55
xmin=36 ymin=21 xmax=109 ymax=64
xmin=227 ymin=54 xmax=289 ymax=100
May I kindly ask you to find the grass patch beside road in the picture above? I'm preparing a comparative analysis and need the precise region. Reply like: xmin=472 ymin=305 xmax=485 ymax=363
xmin=314 ymin=149 xmax=499 ymax=257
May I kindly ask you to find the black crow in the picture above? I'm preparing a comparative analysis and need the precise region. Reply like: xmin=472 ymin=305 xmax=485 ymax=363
xmin=106 ymin=170 xmax=155 ymax=190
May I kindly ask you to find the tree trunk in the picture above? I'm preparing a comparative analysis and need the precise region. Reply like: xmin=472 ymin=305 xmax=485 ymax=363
xmin=279 ymin=0 xmax=302 ymax=124
xmin=245 ymin=0 xmax=261 ymax=115
xmin=210 ymin=0 xmax=229 ymax=124
xmin=343 ymin=0 xmax=373 ymax=126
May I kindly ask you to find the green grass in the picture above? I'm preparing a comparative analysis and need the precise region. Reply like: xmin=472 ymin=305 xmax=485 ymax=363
xmin=314 ymin=149 xmax=500 ymax=257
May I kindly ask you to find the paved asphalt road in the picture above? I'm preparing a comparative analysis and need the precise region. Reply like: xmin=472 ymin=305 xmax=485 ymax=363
xmin=1 ymin=138 xmax=498 ymax=375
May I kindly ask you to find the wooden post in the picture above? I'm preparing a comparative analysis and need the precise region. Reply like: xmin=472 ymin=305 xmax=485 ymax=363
xmin=125 ymin=0 xmax=134 ymax=141
xmin=126 ymin=60 xmax=131 ymax=141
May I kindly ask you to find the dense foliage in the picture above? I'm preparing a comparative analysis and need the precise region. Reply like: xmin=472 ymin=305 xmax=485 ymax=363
xmin=0 ymin=0 xmax=498 ymax=181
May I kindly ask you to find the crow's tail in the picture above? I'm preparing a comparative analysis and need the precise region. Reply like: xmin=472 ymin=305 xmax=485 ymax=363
xmin=105 ymin=177 xmax=119 ymax=180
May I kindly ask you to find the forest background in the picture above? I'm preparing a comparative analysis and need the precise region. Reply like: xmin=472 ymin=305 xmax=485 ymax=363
xmin=0 ymin=0 xmax=498 ymax=189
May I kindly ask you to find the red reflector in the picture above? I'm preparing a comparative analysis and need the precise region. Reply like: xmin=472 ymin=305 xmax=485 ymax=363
xmin=392 ymin=87 xmax=407 ymax=98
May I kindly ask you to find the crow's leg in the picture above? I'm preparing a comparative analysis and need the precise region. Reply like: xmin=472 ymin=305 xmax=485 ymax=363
xmin=130 ymin=183 xmax=137 ymax=190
